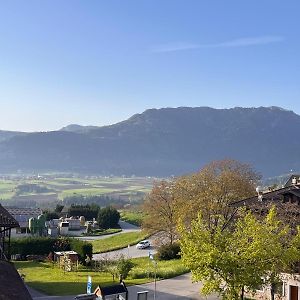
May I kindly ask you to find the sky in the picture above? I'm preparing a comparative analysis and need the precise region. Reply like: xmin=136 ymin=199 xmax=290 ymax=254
xmin=0 ymin=1 xmax=299 ymax=132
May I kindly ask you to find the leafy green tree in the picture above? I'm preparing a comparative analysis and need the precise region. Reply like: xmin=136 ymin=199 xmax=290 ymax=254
xmin=97 ymin=206 xmax=120 ymax=229
xmin=69 ymin=204 xmax=99 ymax=220
xmin=55 ymin=204 xmax=64 ymax=213
xmin=116 ymin=256 xmax=134 ymax=279
xmin=179 ymin=208 xmax=300 ymax=300
xmin=255 ymin=208 xmax=300 ymax=300
xmin=44 ymin=211 xmax=59 ymax=221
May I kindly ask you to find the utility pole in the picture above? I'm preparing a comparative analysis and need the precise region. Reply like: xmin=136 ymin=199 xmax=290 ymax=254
xmin=154 ymin=260 xmax=157 ymax=300
xmin=149 ymin=252 xmax=157 ymax=300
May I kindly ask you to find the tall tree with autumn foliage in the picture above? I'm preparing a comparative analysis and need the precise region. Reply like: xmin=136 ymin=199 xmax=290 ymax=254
xmin=143 ymin=159 xmax=259 ymax=243
xmin=142 ymin=180 xmax=178 ymax=244
xmin=174 ymin=159 xmax=260 ymax=232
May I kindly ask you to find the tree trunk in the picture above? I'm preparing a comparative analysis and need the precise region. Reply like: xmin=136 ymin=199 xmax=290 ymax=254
xmin=240 ymin=286 xmax=244 ymax=300
xmin=270 ymin=283 xmax=275 ymax=300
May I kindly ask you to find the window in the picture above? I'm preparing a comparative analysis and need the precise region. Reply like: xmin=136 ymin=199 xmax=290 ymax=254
xmin=16 ymin=227 xmax=27 ymax=234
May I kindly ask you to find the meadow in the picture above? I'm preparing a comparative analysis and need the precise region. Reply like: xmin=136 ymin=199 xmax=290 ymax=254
xmin=0 ymin=175 xmax=155 ymax=208
xmin=91 ymin=231 xmax=149 ymax=253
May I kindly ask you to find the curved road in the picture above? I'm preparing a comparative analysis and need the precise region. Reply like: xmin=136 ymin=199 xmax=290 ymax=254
xmin=91 ymin=220 xmax=157 ymax=260
xmin=75 ymin=220 xmax=140 ymax=241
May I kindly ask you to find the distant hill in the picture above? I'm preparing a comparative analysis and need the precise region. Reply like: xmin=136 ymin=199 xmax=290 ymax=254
xmin=0 ymin=106 xmax=299 ymax=177
xmin=0 ymin=130 xmax=27 ymax=142
xmin=60 ymin=124 xmax=99 ymax=133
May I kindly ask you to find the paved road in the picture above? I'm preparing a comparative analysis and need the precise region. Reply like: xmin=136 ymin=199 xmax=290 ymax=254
xmin=30 ymin=274 xmax=219 ymax=300
xmin=127 ymin=273 xmax=218 ymax=300
xmin=93 ymin=237 xmax=157 ymax=260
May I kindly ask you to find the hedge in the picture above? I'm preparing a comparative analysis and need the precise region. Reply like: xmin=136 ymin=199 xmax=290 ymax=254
xmin=10 ymin=237 xmax=59 ymax=257
xmin=10 ymin=237 xmax=92 ymax=263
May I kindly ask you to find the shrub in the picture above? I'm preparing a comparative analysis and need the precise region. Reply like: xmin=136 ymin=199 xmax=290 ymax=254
xmin=156 ymin=243 xmax=181 ymax=261
xmin=69 ymin=239 xmax=93 ymax=264
xmin=116 ymin=257 xmax=135 ymax=279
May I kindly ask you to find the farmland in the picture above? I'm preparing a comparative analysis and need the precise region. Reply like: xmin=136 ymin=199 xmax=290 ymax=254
xmin=0 ymin=175 xmax=155 ymax=208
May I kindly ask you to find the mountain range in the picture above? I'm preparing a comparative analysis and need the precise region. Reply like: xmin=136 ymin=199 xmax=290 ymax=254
xmin=0 ymin=106 xmax=299 ymax=177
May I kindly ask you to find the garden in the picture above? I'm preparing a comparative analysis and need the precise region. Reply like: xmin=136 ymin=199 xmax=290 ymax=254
xmin=14 ymin=256 xmax=188 ymax=296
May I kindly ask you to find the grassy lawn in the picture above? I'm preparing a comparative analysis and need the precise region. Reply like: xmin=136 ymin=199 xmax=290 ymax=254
xmin=92 ymin=232 xmax=149 ymax=253
xmin=82 ymin=228 xmax=122 ymax=236
xmin=14 ymin=258 xmax=188 ymax=296
xmin=120 ymin=210 xmax=144 ymax=227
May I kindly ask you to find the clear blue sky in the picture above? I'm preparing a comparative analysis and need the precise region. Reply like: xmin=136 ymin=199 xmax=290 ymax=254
xmin=0 ymin=1 xmax=299 ymax=132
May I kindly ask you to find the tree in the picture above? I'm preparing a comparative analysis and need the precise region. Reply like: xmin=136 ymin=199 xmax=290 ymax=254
xmin=69 ymin=204 xmax=99 ymax=220
xmin=116 ymin=256 xmax=134 ymax=279
xmin=175 ymin=159 xmax=260 ymax=233
xmin=55 ymin=204 xmax=64 ymax=213
xmin=179 ymin=208 xmax=300 ymax=300
xmin=44 ymin=211 xmax=59 ymax=221
xmin=255 ymin=208 xmax=300 ymax=300
xmin=97 ymin=206 xmax=120 ymax=229
xmin=142 ymin=180 xmax=178 ymax=244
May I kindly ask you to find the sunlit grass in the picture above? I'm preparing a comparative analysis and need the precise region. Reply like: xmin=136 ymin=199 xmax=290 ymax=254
xmin=120 ymin=210 xmax=144 ymax=226
xmin=14 ymin=257 xmax=188 ymax=296
xmin=92 ymin=232 xmax=149 ymax=253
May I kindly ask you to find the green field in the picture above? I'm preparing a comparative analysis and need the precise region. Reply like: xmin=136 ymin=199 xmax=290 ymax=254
xmin=0 ymin=180 xmax=17 ymax=200
xmin=14 ymin=258 xmax=188 ymax=296
xmin=92 ymin=231 xmax=149 ymax=253
xmin=120 ymin=210 xmax=144 ymax=226
xmin=0 ymin=176 xmax=154 ymax=208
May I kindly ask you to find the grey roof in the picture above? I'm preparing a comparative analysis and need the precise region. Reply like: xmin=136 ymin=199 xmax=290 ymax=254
xmin=230 ymin=184 xmax=300 ymax=207
xmin=0 ymin=261 xmax=32 ymax=300
xmin=0 ymin=204 xmax=19 ymax=228
xmin=97 ymin=282 xmax=128 ymax=296
xmin=4 ymin=207 xmax=42 ymax=216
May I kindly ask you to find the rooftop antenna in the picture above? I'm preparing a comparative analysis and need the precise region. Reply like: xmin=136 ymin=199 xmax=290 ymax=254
xmin=256 ymin=186 xmax=263 ymax=202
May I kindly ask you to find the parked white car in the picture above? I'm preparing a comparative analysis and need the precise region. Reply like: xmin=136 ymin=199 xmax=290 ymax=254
xmin=136 ymin=240 xmax=150 ymax=249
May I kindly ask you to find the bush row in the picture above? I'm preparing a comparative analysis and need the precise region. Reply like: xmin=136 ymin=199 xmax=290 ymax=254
xmin=10 ymin=237 xmax=92 ymax=263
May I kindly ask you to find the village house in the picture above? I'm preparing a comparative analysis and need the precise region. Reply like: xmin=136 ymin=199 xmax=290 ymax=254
xmin=231 ymin=175 xmax=300 ymax=300
xmin=0 ymin=204 xmax=33 ymax=299
xmin=4 ymin=207 xmax=43 ymax=237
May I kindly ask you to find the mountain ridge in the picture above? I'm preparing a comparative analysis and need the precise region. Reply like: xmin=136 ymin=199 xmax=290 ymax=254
xmin=0 ymin=106 xmax=299 ymax=177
